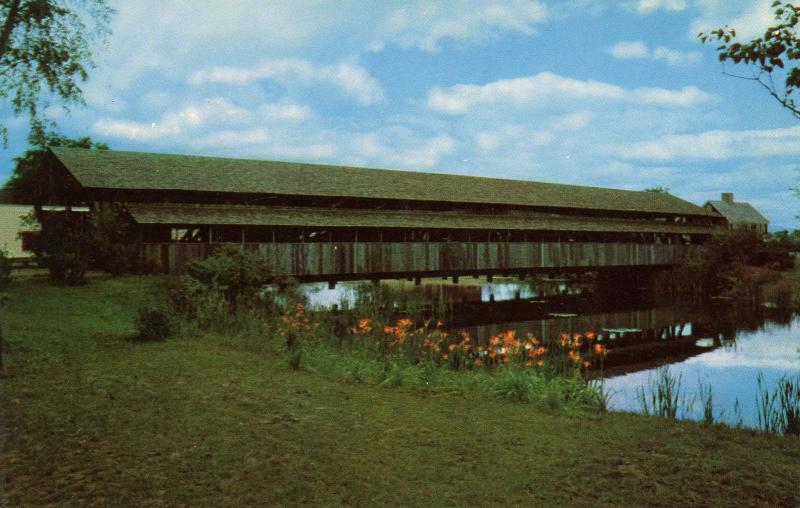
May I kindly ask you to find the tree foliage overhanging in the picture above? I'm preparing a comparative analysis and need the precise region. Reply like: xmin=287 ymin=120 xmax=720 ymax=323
xmin=0 ymin=0 xmax=113 ymax=142
xmin=699 ymin=1 xmax=800 ymax=119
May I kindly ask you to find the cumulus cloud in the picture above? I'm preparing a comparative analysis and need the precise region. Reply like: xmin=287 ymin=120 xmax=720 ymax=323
xmin=607 ymin=126 xmax=800 ymax=161
xmin=350 ymin=132 xmax=457 ymax=168
xmin=634 ymin=0 xmax=687 ymax=14
xmin=690 ymin=0 xmax=776 ymax=40
xmin=376 ymin=0 xmax=548 ymax=52
xmin=92 ymin=98 xmax=313 ymax=142
xmin=190 ymin=58 xmax=384 ymax=106
xmin=607 ymin=40 xmax=700 ymax=65
xmin=426 ymin=72 xmax=715 ymax=113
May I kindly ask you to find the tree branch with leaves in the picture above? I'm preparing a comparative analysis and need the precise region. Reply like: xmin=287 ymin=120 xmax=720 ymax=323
xmin=0 ymin=0 xmax=112 ymax=144
xmin=699 ymin=1 xmax=800 ymax=120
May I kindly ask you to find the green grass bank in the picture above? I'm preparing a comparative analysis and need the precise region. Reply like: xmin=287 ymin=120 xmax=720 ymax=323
xmin=2 ymin=272 xmax=799 ymax=507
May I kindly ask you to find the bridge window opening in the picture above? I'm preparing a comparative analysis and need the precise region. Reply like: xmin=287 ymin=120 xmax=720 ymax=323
xmin=141 ymin=225 xmax=170 ymax=243
xmin=171 ymin=227 xmax=205 ymax=242
xmin=245 ymin=227 xmax=274 ymax=243
xmin=209 ymin=226 xmax=242 ymax=243
xmin=357 ymin=229 xmax=382 ymax=242
xmin=273 ymin=227 xmax=305 ymax=242
xmin=331 ymin=229 xmax=356 ymax=242
xmin=380 ymin=229 xmax=406 ymax=242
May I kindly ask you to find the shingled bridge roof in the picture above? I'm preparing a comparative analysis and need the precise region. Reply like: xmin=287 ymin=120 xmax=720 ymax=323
xmin=50 ymin=147 xmax=711 ymax=217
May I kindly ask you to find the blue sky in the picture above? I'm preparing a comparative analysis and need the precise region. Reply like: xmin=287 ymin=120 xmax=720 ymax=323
xmin=2 ymin=0 xmax=799 ymax=229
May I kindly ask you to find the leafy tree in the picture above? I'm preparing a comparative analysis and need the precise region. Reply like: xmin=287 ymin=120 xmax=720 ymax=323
xmin=5 ymin=126 xmax=108 ymax=284
xmin=643 ymin=186 xmax=670 ymax=194
xmin=0 ymin=0 xmax=113 ymax=143
xmin=699 ymin=1 xmax=800 ymax=119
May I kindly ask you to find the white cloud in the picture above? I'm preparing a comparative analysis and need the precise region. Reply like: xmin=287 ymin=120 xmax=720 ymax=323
xmin=635 ymin=0 xmax=687 ymax=14
xmin=426 ymin=72 xmax=715 ymax=113
xmin=93 ymin=98 xmax=313 ymax=142
xmin=608 ymin=40 xmax=649 ymax=59
xmin=350 ymin=132 xmax=457 ymax=168
xmin=690 ymin=0 xmax=776 ymax=40
xmin=607 ymin=126 xmax=800 ymax=161
xmin=190 ymin=58 xmax=384 ymax=105
xmin=607 ymin=40 xmax=700 ymax=66
xmin=552 ymin=111 xmax=594 ymax=130
xmin=376 ymin=0 xmax=548 ymax=52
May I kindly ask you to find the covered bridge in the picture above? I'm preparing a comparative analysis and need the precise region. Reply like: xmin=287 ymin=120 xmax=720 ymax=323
xmin=39 ymin=147 xmax=721 ymax=281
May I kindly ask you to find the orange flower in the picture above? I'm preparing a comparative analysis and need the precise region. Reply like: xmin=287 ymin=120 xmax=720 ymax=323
xmin=594 ymin=343 xmax=605 ymax=354
xmin=383 ymin=325 xmax=395 ymax=335
xmin=585 ymin=331 xmax=596 ymax=340
xmin=436 ymin=320 xmax=445 ymax=328
xmin=474 ymin=358 xmax=483 ymax=367
xmin=441 ymin=353 xmax=449 ymax=361
xmin=396 ymin=318 xmax=413 ymax=329
xmin=357 ymin=318 xmax=372 ymax=332
xmin=526 ymin=358 xmax=534 ymax=367
xmin=537 ymin=360 xmax=544 ymax=367
xmin=489 ymin=351 xmax=497 ymax=359
xmin=567 ymin=350 xmax=581 ymax=362
xmin=582 ymin=360 xmax=590 ymax=368
xmin=448 ymin=343 xmax=457 ymax=352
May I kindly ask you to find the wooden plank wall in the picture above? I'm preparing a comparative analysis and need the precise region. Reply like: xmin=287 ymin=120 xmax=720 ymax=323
xmin=141 ymin=242 xmax=700 ymax=277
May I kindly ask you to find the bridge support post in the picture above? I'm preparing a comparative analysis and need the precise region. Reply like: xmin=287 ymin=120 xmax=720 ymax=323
xmin=328 ymin=280 xmax=336 ymax=290
xmin=452 ymin=275 xmax=459 ymax=284
xmin=414 ymin=276 xmax=421 ymax=286
xmin=487 ymin=274 xmax=493 ymax=283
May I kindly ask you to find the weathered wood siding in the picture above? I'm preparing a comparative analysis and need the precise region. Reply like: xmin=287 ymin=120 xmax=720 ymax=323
xmin=142 ymin=241 xmax=700 ymax=277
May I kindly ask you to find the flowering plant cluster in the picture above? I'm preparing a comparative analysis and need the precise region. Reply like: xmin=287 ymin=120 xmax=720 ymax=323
xmin=277 ymin=303 xmax=319 ymax=343
xmin=349 ymin=316 xmax=608 ymax=372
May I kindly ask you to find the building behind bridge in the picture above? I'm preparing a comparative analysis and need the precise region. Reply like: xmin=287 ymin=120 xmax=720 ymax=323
xmin=37 ymin=147 xmax=722 ymax=281
xmin=703 ymin=193 xmax=768 ymax=234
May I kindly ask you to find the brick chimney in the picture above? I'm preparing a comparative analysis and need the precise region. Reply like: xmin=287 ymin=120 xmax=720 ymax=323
xmin=721 ymin=192 xmax=734 ymax=204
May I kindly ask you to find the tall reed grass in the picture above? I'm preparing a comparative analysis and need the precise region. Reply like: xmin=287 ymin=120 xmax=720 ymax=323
xmin=756 ymin=372 xmax=800 ymax=436
xmin=636 ymin=366 xmax=684 ymax=419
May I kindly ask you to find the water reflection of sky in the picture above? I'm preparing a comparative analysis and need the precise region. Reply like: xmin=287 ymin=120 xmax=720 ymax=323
xmin=301 ymin=278 xmax=552 ymax=309
xmin=602 ymin=316 xmax=800 ymax=429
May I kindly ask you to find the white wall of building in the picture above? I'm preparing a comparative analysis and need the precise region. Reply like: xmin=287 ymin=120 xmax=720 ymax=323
xmin=0 ymin=204 xmax=37 ymax=258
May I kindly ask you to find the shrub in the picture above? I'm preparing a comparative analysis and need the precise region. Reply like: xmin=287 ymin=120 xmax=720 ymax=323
xmin=91 ymin=205 xmax=142 ymax=275
xmin=0 ymin=250 xmax=11 ymax=291
xmin=135 ymin=305 xmax=177 ymax=341
xmin=184 ymin=245 xmax=293 ymax=312
xmin=34 ymin=213 xmax=93 ymax=285
xmin=166 ymin=246 xmax=302 ymax=332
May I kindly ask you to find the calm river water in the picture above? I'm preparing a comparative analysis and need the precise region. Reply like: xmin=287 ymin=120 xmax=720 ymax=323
xmin=301 ymin=277 xmax=800 ymax=429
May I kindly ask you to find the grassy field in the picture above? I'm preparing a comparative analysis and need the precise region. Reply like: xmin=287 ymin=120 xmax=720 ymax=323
xmin=2 ymin=272 xmax=800 ymax=507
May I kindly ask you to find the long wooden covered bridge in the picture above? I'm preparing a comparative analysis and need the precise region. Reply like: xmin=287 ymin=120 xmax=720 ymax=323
xmin=41 ymin=147 xmax=722 ymax=283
